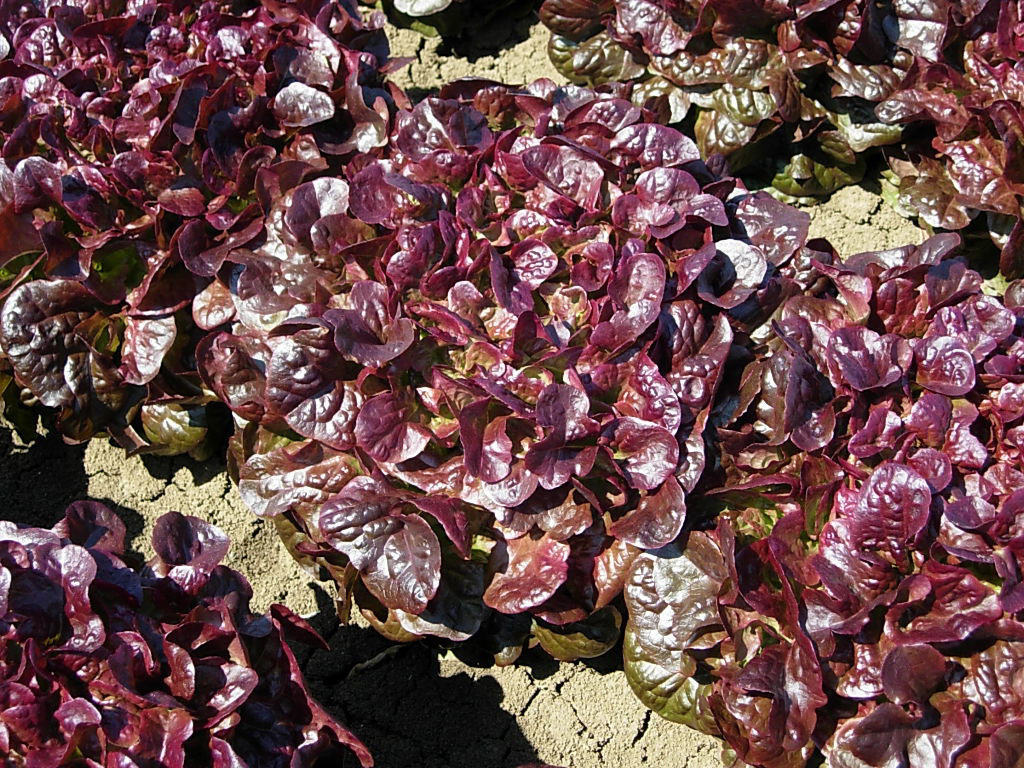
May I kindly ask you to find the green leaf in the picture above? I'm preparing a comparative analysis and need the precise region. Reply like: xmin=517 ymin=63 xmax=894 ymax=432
xmin=141 ymin=402 xmax=210 ymax=457
xmin=548 ymin=32 xmax=646 ymax=86
xmin=532 ymin=605 xmax=622 ymax=661
xmin=834 ymin=112 xmax=903 ymax=153
xmin=622 ymin=535 xmax=728 ymax=730
xmin=695 ymin=109 xmax=758 ymax=159
xmin=624 ymin=630 xmax=718 ymax=732
xmin=771 ymin=153 xmax=865 ymax=198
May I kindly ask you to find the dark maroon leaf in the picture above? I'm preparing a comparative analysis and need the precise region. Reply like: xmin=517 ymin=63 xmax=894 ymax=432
xmin=617 ymin=354 xmax=682 ymax=432
xmin=265 ymin=325 xmax=363 ymax=451
xmin=273 ymin=82 xmax=335 ymax=128
xmin=915 ymin=336 xmax=977 ymax=396
xmin=881 ymin=644 xmax=948 ymax=706
xmin=852 ymin=462 xmax=931 ymax=560
xmin=459 ymin=399 xmax=514 ymax=483
xmin=695 ymin=240 xmax=768 ymax=310
xmin=120 ymin=315 xmax=176 ymax=386
xmin=885 ymin=562 xmax=1001 ymax=644
xmin=54 ymin=501 xmax=127 ymax=553
xmin=521 ymin=143 xmax=604 ymax=209
xmin=991 ymin=724 xmax=1024 ymax=768
xmin=354 ymin=392 xmax=431 ymax=464
xmin=0 ymin=279 xmax=97 ymax=408
xmin=318 ymin=477 xmax=441 ymax=613
xmin=536 ymin=382 xmax=598 ymax=442
xmin=327 ymin=281 xmax=416 ymax=367
xmin=0 ymin=502 xmax=372 ymax=767
xmin=608 ymin=475 xmax=686 ymax=549
xmin=826 ymin=326 xmax=908 ymax=391
xmin=196 ymin=332 xmax=269 ymax=423
xmin=238 ymin=440 xmax=359 ymax=519
xmin=151 ymin=512 xmax=230 ymax=576
xmin=834 ymin=703 xmax=916 ymax=767
xmin=958 ymin=641 xmax=1024 ymax=726
xmin=591 ymin=251 xmax=666 ymax=351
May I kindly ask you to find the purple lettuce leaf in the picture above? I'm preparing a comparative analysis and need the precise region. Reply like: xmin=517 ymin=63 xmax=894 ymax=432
xmin=0 ymin=502 xmax=373 ymax=767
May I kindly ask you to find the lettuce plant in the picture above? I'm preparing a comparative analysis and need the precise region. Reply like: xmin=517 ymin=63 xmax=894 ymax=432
xmin=877 ymin=0 xmax=1024 ymax=277
xmin=539 ymin=0 xmax=926 ymax=198
xmin=195 ymin=78 xmax=830 ymax=661
xmin=6 ymin=2 xmax=1024 ymax=761
xmin=624 ymin=235 xmax=1024 ymax=766
xmin=540 ymin=0 xmax=1024 ymax=274
xmin=0 ymin=501 xmax=372 ymax=767
xmin=0 ymin=0 xmax=398 ymax=451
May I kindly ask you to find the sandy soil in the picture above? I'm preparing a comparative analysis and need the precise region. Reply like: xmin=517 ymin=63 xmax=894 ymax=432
xmin=0 ymin=17 xmax=933 ymax=768
xmin=388 ymin=18 xmax=564 ymax=96
xmin=804 ymin=184 xmax=925 ymax=254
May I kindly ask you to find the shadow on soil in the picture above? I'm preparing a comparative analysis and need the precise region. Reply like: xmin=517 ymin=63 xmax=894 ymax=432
xmin=384 ymin=0 xmax=542 ymax=59
xmin=441 ymin=8 xmax=541 ymax=60
xmin=1 ymin=426 xmax=88 ymax=525
xmin=1 ymin=426 xmax=143 ymax=554
xmin=138 ymin=451 xmax=229 ymax=487
xmin=516 ymin=639 xmax=626 ymax=680
xmin=299 ymin=587 xmax=544 ymax=768
xmin=0 ymin=424 xmax=605 ymax=766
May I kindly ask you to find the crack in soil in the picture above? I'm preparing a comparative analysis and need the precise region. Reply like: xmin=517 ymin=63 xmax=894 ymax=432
xmin=632 ymin=709 xmax=653 ymax=748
